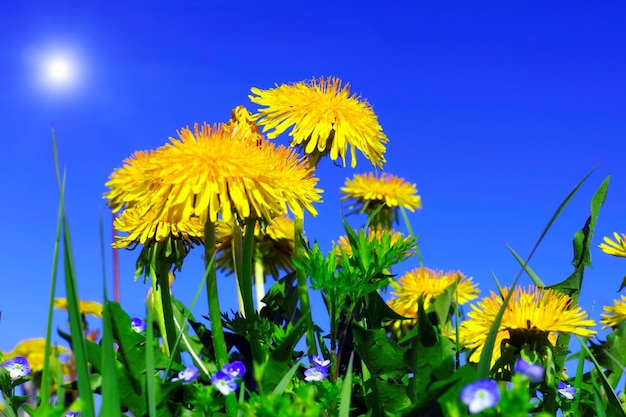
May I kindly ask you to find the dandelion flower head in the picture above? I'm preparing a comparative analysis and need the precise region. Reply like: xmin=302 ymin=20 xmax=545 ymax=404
xmin=106 ymin=122 xmax=322 ymax=227
xmin=112 ymin=204 xmax=204 ymax=249
xmin=459 ymin=286 xmax=596 ymax=368
xmin=3 ymin=338 xmax=70 ymax=373
xmin=600 ymin=294 xmax=626 ymax=328
xmin=54 ymin=298 xmax=103 ymax=318
xmin=250 ymin=76 xmax=388 ymax=168
xmin=599 ymin=232 xmax=626 ymax=258
xmin=341 ymin=172 xmax=421 ymax=227
xmin=386 ymin=267 xmax=478 ymax=336
xmin=104 ymin=150 xmax=156 ymax=213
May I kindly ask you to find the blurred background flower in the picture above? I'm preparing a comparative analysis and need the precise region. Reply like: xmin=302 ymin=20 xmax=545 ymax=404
xmin=341 ymin=172 xmax=421 ymax=228
xmin=385 ymin=267 xmax=478 ymax=339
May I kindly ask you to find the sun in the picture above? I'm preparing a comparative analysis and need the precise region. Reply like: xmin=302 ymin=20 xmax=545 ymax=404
xmin=42 ymin=52 xmax=78 ymax=88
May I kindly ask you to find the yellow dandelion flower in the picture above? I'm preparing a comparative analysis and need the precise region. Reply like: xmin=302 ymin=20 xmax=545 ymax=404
xmin=459 ymin=286 xmax=596 ymax=368
xmin=385 ymin=267 xmax=478 ymax=338
xmin=125 ymin=122 xmax=321 ymax=225
xmin=250 ymin=76 xmax=388 ymax=168
xmin=54 ymin=298 xmax=103 ymax=318
xmin=216 ymin=215 xmax=296 ymax=280
xmin=104 ymin=150 xmax=156 ymax=213
xmin=112 ymin=204 xmax=204 ymax=249
xmin=223 ymin=105 xmax=266 ymax=145
xmin=341 ymin=172 xmax=421 ymax=227
xmin=3 ymin=339 xmax=70 ymax=373
xmin=600 ymin=294 xmax=626 ymax=328
xmin=599 ymin=232 xmax=626 ymax=258
xmin=334 ymin=227 xmax=410 ymax=259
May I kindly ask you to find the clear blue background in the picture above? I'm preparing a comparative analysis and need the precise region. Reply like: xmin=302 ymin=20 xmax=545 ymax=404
xmin=1 ymin=1 xmax=625 ymax=362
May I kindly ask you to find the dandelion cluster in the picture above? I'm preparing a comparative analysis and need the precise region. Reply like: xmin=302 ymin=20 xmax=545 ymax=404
xmin=104 ymin=113 xmax=322 ymax=250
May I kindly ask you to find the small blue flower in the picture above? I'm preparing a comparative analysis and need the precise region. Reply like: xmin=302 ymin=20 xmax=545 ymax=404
xmin=310 ymin=355 xmax=330 ymax=368
xmin=460 ymin=379 xmax=500 ymax=414
xmin=172 ymin=365 xmax=199 ymax=384
xmin=304 ymin=365 xmax=328 ymax=382
xmin=2 ymin=356 xmax=31 ymax=379
xmin=131 ymin=318 xmax=147 ymax=333
xmin=65 ymin=412 xmax=80 ymax=417
xmin=223 ymin=361 xmax=246 ymax=379
xmin=513 ymin=358 xmax=545 ymax=383
xmin=558 ymin=381 xmax=577 ymax=400
xmin=211 ymin=371 xmax=238 ymax=395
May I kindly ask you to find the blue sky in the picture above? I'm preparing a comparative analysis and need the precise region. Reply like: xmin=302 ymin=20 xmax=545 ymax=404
xmin=1 ymin=1 xmax=626 ymax=360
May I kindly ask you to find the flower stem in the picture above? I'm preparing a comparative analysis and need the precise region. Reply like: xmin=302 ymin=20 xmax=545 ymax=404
xmin=204 ymin=220 xmax=236 ymax=415
xmin=238 ymin=220 xmax=266 ymax=371
xmin=156 ymin=262 xmax=181 ymax=363
xmin=295 ymin=216 xmax=317 ymax=355
xmin=204 ymin=221 xmax=229 ymax=366
xmin=239 ymin=220 xmax=256 ymax=320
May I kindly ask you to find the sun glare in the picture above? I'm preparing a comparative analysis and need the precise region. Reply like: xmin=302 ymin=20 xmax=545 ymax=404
xmin=41 ymin=52 xmax=79 ymax=89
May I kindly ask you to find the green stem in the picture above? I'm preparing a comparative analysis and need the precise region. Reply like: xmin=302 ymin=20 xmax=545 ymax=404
xmin=239 ymin=220 xmax=256 ymax=319
xmin=157 ymin=263 xmax=181 ymax=363
xmin=204 ymin=221 xmax=229 ymax=366
xmin=295 ymin=216 xmax=317 ymax=355
xmin=149 ymin=268 xmax=170 ymax=357
xmin=238 ymin=220 xmax=266 ymax=376
xmin=204 ymin=220 xmax=236 ymax=415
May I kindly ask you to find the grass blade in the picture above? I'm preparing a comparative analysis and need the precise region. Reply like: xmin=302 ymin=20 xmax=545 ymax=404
xmin=338 ymin=352 xmax=354 ymax=417
xmin=62 ymin=217 xmax=96 ymax=417
xmin=99 ymin=211 xmax=121 ymax=415
xmin=504 ymin=243 xmax=545 ymax=287
xmin=271 ymin=360 xmax=302 ymax=396
xmin=145 ymin=286 xmax=158 ymax=417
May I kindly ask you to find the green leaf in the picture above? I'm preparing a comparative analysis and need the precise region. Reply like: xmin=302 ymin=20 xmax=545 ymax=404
xmin=270 ymin=360 xmax=302 ymax=396
xmin=108 ymin=302 xmax=173 ymax=378
xmin=410 ymin=299 xmax=455 ymax=404
xmin=588 ymin=322 xmax=626 ymax=389
xmin=352 ymin=324 xmax=412 ymax=414
xmin=352 ymin=324 xmax=410 ymax=377
xmin=505 ymin=243 xmax=546 ymax=287
xmin=577 ymin=335 xmax=626 ymax=417
xmin=100 ymin=301 xmax=121 ymax=415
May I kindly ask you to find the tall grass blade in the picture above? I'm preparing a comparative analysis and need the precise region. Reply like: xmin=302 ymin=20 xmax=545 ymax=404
xmin=398 ymin=204 xmax=423 ymax=267
xmin=52 ymin=129 xmax=95 ymax=417
xmin=504 ymin=243 xmax=545 ymax=287
xmin=338 ymin=352 xmax=354 ymax=417
xmin=145 ymin=290 xmax=158 ymax=417
xmin=40 ymin=141 xmax=66 ymax=406
xmin=62 ymin=217 xmax=96 ymax=417
xmin=271 ymin=360 xmax=302 ymax=396
xmin=99 ymin=211 xmax=121 ymax=415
